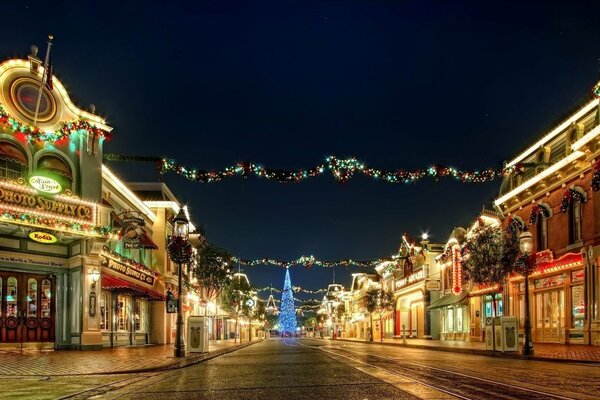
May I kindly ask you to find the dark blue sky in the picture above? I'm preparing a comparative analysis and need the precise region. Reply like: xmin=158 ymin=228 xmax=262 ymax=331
xmin=3 ymin=1 xmax=600 ymax=299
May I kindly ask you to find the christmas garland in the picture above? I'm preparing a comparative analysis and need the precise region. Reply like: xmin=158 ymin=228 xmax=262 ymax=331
xmin=156 ymin=156 xmax=528 ymax=184
xmin=257 ymin=286 xmax=327 ymax=294
xmin=0 ymin=207 xmax=111 ymax=236
xmin=592 ymin=161 xmax=600 ymax=192
xmin=505 ymin=216 xmax=525 ymax=233
xmin=528 ymin=203 xmax=552 ymax=225
xmin=560 ymin=188 xmax=587 ymax=213
xmin=0 ymin=104 xmax=111 ymax=143
xmin=167 ymin=236 xmax=193 ymax=264
xmin=231 ymin=254 xmax=398 ymax=268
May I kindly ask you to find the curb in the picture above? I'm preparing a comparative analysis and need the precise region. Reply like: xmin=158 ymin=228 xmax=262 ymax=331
xmin=1 ymin=339 xmax=263 ymax=376
xmin=331 ymin=338 xmax=600 ymax=364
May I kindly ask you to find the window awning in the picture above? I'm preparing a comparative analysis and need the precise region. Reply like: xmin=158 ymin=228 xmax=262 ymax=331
xmin=427 ymin=292 xmax=469 ymax=310
xmin=102 ymin=273 xmax=165 ymax=301
xmin=0 ymin=142 xmax=27 ymax=166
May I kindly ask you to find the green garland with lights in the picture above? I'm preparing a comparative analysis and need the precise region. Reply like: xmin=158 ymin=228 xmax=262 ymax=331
xmin=0 ymin=207 xmax=112 ymax=236
xmin=257 ymin=286 xmax=327 ymax=294
xmin=156 ymin=156 xmax=528 ymax=184
xmin=0 ymin=104 xmax=111 ymax=143
xmin=231 ymin=254 xmax=400 ymax=268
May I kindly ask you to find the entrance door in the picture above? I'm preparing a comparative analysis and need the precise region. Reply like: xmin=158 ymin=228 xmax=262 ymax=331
xmin=535 ymin=289 xmax=564 ymax=342
xmin=0 ymin=272 xmax=55 ymax=345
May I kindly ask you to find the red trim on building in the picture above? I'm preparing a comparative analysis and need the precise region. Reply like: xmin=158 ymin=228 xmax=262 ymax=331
xmin=102 ymin=273 xmax=165 ymax=301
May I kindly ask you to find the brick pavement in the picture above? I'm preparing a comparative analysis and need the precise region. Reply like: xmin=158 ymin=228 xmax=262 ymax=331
xmin=335 ymin=336 xmax=600 ymax=362
xmin=0 ymin=339 xmax=261 ymax=376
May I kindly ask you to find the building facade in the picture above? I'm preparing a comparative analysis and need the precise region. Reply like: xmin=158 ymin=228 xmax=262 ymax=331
xmin=495 ymin=92 xmax=600 ymax=345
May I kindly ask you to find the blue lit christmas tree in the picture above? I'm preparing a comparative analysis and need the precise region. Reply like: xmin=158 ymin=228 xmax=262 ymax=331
xmin=278 ymin=267 xmax=297 ymax=335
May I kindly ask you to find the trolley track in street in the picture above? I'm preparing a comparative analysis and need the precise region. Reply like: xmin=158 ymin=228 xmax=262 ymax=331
xmin=295 ymin=339 xmax=581 ymax=400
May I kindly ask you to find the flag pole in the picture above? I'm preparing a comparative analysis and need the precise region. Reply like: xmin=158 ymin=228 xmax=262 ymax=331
xmin=33 ymin=34 xmax=53 ymax=127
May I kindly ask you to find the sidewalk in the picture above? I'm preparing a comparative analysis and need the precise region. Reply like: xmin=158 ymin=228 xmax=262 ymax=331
xmin=0 ymin=339 xmax=261 ymax=376
xmin=334 ymin=337 xmax=600 ymax=363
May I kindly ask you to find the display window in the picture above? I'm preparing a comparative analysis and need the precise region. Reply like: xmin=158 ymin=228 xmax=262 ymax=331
xmin=571 ymin=285 xmax=584 ymax=329
xmin=41 ymin=279 xmax=51 ymax=318
xmin=484 ymin=294 xmax=503 ymax=317
xmin=134 ymin=298 xmax=147 ymax=331
xmin=6 ymin=276 xmax=17 ymax=317
xmin=100 ymin=291 xmax=108 ymax=331
xmin=117 ymin=295 xmax=131 ymax=331
xmin=446 ymin=308 xmax=454 ymax=332
xmin=456 ymin=307 xmax=464 ymax=332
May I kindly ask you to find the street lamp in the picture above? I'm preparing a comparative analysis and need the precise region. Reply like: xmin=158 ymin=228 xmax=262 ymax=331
xmin=168 ymin=206 xmax=191 ymax=357
xmin=518 ymin=231 xmax=534 ymax=356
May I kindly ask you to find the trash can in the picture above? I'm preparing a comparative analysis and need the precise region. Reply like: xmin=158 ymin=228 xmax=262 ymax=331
xmin=484 ymin=317 xmax=494 ymax=350
xmin=188 ymin=316 xmax=209 ymax=353
xmin=497 ymin=316 xmax=518 ymax=352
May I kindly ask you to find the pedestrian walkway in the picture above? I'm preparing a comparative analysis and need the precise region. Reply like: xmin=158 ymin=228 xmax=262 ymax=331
xmin=0 ymin=339 xmax=261 ymax=376
xmin=334 ymin=337 xmax=600 ymax=363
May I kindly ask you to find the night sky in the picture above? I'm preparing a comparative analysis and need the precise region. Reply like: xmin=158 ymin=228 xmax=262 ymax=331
xmin=3 ymin=1 xmax=600 ymax=301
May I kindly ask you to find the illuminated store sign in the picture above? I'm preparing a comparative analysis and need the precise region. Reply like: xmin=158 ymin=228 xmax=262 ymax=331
xmin=29 ymin=176 xmax=62 ymax=194
xmin=396 ymin=270 xmax=425 ymax=289
xmin=101 ymin=255 xmax=155 ymax=286
xmin=28 ymin=231 xmax=58 ymax=244
xmin=0 ymin=180 xmax=95 ymax=225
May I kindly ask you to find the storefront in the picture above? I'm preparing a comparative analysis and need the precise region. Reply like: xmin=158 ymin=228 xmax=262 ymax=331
xmin=509 ymin=252 xmax=584 ymax=344
xmin=99 ymin=247 xmax=164 ymax=347
xmin=428 ymin=292 xmax=469 ymax=341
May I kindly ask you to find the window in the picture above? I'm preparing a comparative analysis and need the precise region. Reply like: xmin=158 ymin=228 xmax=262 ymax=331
xmin=6 ymin=277 xmax=17 ymax=317
xmin=456 ymin=307 xmax=464 ymax=332
xmin=134 ymin=299 xmax=147 ymax=331
xmin=572 ymin=285 xmax=584 ymax=329
xmin=27 ymin=278 xmax=37 ymax=317
xmin=100 ymin=292 xmax=108 ymax=330
xmin=446 ymin=308 xmax=454 ymax=332
xmin=41 ymin=279 xmax=51 ymax=318
xmin=537 ymin=216 xmax=548 ymax=251
xmin=117 ymin=295 xmax=130 ymax=331
xmin=0 ymin=142 xmax=27 ymax=179
xmin=569 ymin=201 xmax=582 ymax=244
xmin=37 ymin=154 xmax=73 ymax=190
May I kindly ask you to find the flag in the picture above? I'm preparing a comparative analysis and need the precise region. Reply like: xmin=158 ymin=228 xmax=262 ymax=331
xmin=45 ymin=54 xmax=53 ymax=90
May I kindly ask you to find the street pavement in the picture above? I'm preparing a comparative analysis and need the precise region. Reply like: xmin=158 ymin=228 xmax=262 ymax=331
xmin=2 ymin=338 xmax=599 ymax=399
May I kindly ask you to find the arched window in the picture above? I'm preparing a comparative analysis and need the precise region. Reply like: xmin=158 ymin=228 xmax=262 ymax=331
xmin=37 ymin=154 xmax=73 ymax=190
xmin=0 ymin=141 xmax=27 ymax=179
xmin=569 ymin=200 xmax=582 ymax=244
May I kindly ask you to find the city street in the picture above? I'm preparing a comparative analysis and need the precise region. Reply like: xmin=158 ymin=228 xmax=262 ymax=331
xmin=5 ymin=338 xmax=597 ymax=400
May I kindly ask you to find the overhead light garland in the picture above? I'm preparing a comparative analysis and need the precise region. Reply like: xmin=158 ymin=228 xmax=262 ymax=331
xmin=232 ymin=255 xmax=398 ymax=268
xmin=0 ymin=104 xmax=111 ymax=143
xmin=257 ymin=286 xmax=328 ymax=294
xmin=155 ymin=156 xmax=528 ymax=184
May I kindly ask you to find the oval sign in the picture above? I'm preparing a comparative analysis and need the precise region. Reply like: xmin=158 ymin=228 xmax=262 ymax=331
xmin=29 ymin=176 xmax=62 ymax=194
xmin=29 ymin=231 xmax=58 ymax=244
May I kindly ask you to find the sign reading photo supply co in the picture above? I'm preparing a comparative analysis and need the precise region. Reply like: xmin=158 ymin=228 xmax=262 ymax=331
xmin=101 ymin=256 xmax=156 ymax=286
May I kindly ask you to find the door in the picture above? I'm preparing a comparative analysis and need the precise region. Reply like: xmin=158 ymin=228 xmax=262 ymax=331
xmin=0 ymin=272 xmax=55 ymax=344
xmin=535 ymin=289 xmax=564 ymax=342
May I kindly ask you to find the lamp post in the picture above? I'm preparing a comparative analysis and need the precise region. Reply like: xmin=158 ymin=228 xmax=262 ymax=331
xmin=518 ymin=231 xmax=535 ymax=356
xmin=168 ymin=207 xmax=191 ymax=358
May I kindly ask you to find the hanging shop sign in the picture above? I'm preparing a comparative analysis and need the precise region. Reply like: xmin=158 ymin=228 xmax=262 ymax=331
xmin=115 ymin=211 xmax=148 ymax=249
xmin=395 ymin=269 xmax=425 ymax=290
xmin=425 ymin=280 xmax=441 ymax=291
xmin=0 ymin=180 xmax=96 ymax=225
xmin=28 ymin=231 xmax=58 ymax=244
xmin=166 ymin=291 xmax=177 ymax=313
xmin=29 ymin=175 xmax=62 ymax=194
xmin=101 ymin=255 xmax=155 ymax=285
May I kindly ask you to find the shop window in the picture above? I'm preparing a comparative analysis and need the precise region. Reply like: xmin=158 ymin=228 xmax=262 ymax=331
xmin=37 ymin=154 xmax=73 ymax=190
xmin=518 ymin=294 xmax=524 ymax=328
xmin=446 ymin=308 xmax=454 ymax=332
xmin=6 ymin=277 xmax=17 ymax=317
xmin=484 ymin=294 xmax=503 ymax=317
xmin=456 ymin=307 xmax=464 ymax=332
xmin=536 ymin=216 xmax=548 ymax=251
xmin=569 ymin=201 xmax=582 ymax=244
xmin=571 ymin=285 xmax=585 ymax=329
xmin=41 ymin=279 xmax=51 ymax=318
xmin=27 ymin=278 xmax=37 ymax=317
xmin=100 ymin=292 xmax=108 ymax=330
xmin=117 ymin=295 xmax=130 ymax=331
xmin=135 ymin=299 xmax=147 ymax=331
xmin=0 ymin=142 xmax=27 ymax=179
